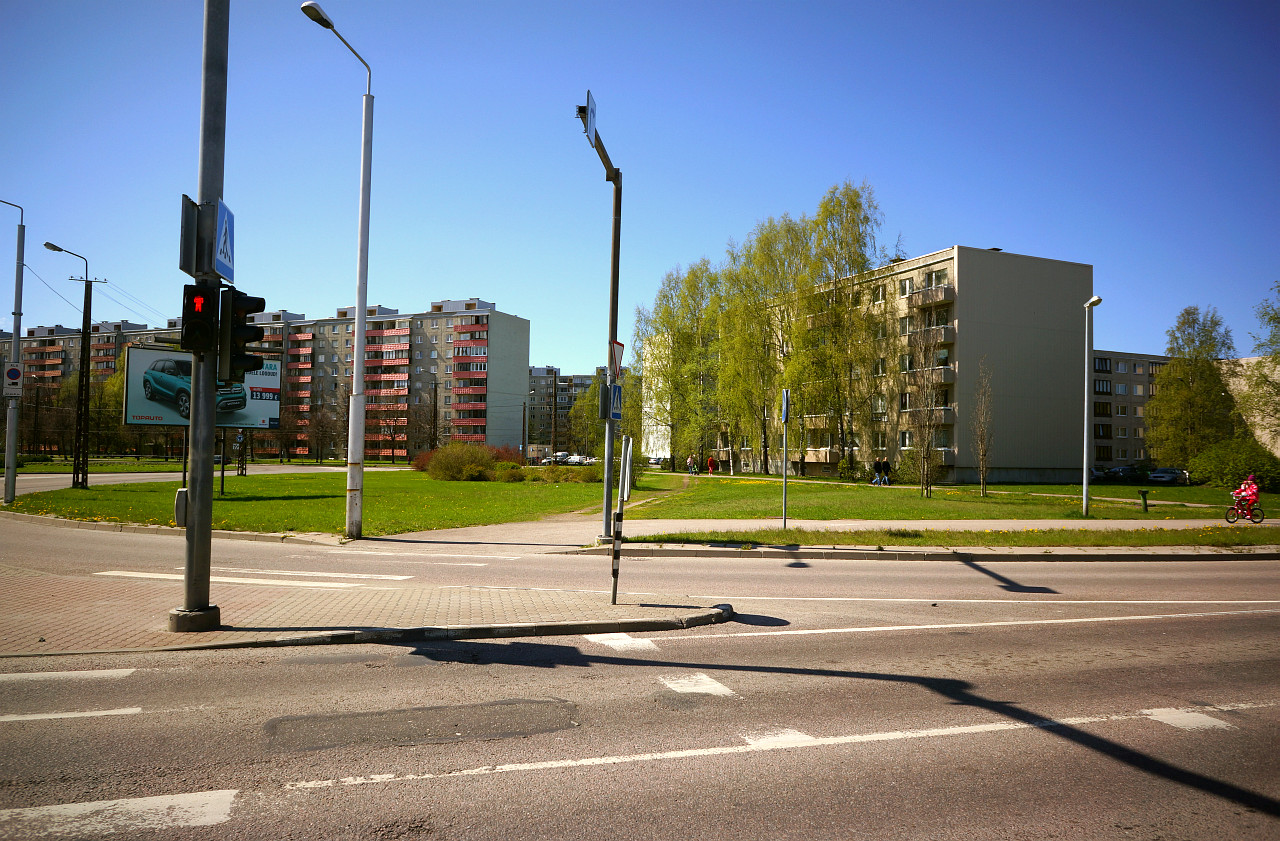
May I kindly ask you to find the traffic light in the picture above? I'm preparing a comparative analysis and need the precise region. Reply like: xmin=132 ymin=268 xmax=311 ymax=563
xmin=180 ymin=284 xmax=219 ymax=352
xmin=218 ymin=287 xmax=266 ymax=383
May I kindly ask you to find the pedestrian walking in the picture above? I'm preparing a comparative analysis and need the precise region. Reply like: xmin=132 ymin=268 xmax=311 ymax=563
xmin=871 ymin=459 xmax=882 ymax=485
xmin=686 ymin=454 xmax=695 ymax=475
xmin=707 ymin=455 xmax=717 ymax=475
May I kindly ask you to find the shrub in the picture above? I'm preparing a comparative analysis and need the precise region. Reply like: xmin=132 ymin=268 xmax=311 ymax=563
xmin=494 ymin=462 xmax=525 ymax=482
xmin=411 ymin=450 xmax=432 ymax=472
xmin=488 ymin=444 xmax=523 ymax=464
xmin=1187 ymin=436 xmax=1280 ymax=492
xmin=426 ymin=443 xmax=495 ymax=481
xmin=837 ymin=457 xmax=865 ymax=482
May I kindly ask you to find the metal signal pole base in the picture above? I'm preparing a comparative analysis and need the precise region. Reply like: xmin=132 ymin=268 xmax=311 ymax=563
xmin=168 ymin=605 xmax=220 ymax=633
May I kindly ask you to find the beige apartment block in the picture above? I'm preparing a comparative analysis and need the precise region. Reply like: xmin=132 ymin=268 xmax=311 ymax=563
xmin=801 ymin=246 xmax=1095 ymax=482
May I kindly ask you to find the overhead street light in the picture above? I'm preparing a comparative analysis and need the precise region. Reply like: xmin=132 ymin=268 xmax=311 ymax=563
xmin=1083 ymin=295 xmax=1103 ymax=516
xmin=43 ymin=240 xmax=97 ymax=491
xmin=301 ymin=0 xmax=375 ymax=539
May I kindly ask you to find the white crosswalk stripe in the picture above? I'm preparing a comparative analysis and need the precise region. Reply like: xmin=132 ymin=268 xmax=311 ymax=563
xmin=584 ymin=632 xmax=659 ymax=651
xmin=660 ymin=673 xmax=737 ymax=696
xmin=1144 ymin=708 xmax=1235 ymax=730
xmin=0 ymin=789 xmax=237 ymax=838
xmin=0 ymin=669 xmax=135 ymax=683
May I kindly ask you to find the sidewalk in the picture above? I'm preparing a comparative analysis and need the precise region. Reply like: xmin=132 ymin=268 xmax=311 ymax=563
xmin=2 ymin=509 xmax=1277 ymax=658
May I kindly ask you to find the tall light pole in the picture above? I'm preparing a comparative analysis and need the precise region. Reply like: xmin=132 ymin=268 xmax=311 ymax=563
xmin=302 ymin=0 xmax=374 ymax=539
xmin=575 ymin=91 xmax=623 ymax=539
xmin=1083 ymin=295 xmax=1102 ymax=516
xmin=42 ymin=241 xmax=97 ymax=490
xmin=1 ymin=200 xmax=24 ymax=505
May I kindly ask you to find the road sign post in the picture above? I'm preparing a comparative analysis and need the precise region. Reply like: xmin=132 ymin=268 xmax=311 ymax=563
xmin=2 ymin=363 xmax=21 ymax=399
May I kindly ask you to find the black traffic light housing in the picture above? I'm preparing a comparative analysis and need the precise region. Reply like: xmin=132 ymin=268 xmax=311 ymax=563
xmin=218 ymin=287 xmax=266 ymax=383
xmin=180 ymin=284 xmax=219 ymax=353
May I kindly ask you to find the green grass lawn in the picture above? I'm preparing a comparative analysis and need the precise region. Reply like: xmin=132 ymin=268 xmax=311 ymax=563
xmin=6 ymin=472 xmax=603 ymax=537
xmin=629 ymin=474 xmax=1233 ymax=521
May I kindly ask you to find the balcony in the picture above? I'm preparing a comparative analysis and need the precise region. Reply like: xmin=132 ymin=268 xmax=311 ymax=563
xmin=452 ymin=417 xmax=486 ymax=426
xmin=452 ymin=402 xmax=487 ymax=411
xmin=288 ymin=347 xmax=313 ymax=355
xmin=365 ymin=387 xmax=408 ymax=396
xmin=364 ymin=372 xmax=407 ymax=382
xmin=453 ymin=385 xmax=487 ymax=395
xmin=366 ymin=327 xmax=410 ymax=338
xmin=453 ymin=338 xmax=488 ymax=348
xmin=287 ymin=361 xmax=312 ymax=370
xmin=906 ymin=285 xmax=955 ymax=308
xmin=287 ymin=375 xmax=313 ymax=383
xmin=906 ymin=366 xmax=956 ymax=385
xmin=261 ymin=333 xmax=283 ymax=342
xmin=907 ymin=325 xmax=955 ymax=347
xmin=451 ymin=368 xmax=486 ymax=378
xmin=366 ymin=403 xmax=408 ymax=412
xmin=90 ymin=342 xmax=117 ymax=350
xmin=364 ymin=357 xmax=408 ymax=367
xmin=903 ymin=406 xmax=957 ymax=425
xmin=453 ymin=322 xmax=487 ymax=332
xmin=90 ymin=355 xmax=116 ymax=363
xmin=365 ymin=342 xmax=409 ymax=353
xmin=451 ymin=433 xmax=486 ymax=442
xmin=290 ymin=332 xmax=314 ymax=341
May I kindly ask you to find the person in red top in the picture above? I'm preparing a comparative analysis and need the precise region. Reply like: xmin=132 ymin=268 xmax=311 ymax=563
xmin=707 ymin=455 xmax=717 ymax=474
xmin=1238 ymin=475 xmax=1260 ymax=513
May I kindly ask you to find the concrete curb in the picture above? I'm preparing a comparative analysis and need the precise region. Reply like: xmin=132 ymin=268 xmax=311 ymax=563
xmin=571 ymin=544 xmax=1280 ymax=562
xmin=0 ymin=606 xmax=736 ymax=658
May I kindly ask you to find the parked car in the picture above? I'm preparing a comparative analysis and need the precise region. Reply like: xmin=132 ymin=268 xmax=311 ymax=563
xmin=1088 ymin=467 xmax=1105 ymax=482
xmin=141 ymin=358 xmax=246 ymax=419
xmin=1104 ymin=464 xmax=1143 ymax=481
xmin=1147 ymin=467 xmax=1188 ymax=485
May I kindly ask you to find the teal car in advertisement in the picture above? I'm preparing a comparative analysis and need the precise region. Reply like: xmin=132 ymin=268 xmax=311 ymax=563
xmin=141 ymin=358 xmax=246 ymax=419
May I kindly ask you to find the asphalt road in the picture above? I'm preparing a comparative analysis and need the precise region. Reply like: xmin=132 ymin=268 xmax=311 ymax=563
xmin=1 ymin=526 xmax=1277 ymax=840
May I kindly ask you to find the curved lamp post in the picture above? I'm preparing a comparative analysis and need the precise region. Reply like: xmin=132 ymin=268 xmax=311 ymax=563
xmin=1083 ymin=295 xmax=1102 ymax=516
xmin=301 ymin=1 xmax=374 ymax=538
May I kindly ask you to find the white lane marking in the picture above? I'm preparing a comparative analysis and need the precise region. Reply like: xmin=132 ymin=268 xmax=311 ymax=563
xmin=285 ymin=701 xmax=1277 ymax=790
xmin=0 ymin=708 xmax=142 ymax=722
xmin=662 ymin=608 xmax=1280 ymax=640
xmin=203 ymin=566 xmax=411 ymax=580
xmin=96 ymin=571 xmax=361 ymax=589
xmin=692 ymin=595 xmax=1280 ymax=605
xmin=742 ymin=729 xmax=818 ymax=748
xmin=584 ymin=633 xmax=659 ymax=652
xmin=0 ymin=669 xmax=135 ymax=683
xmin=0 ymin=789 xmax=236 ymax=838
xmin=660 ymin=673 xmax=737 ymax=696
xmin=1144 ymin=708 xmax=1235 ymax=730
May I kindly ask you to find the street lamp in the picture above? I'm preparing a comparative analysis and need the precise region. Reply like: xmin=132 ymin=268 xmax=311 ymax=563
xmin=43 ymin=241 xmax=96 ymax=490
xmin=302 ymin=1 xmax=374 ymax=539
xmin=1083 ymin=295 xmax=1102 ymax=516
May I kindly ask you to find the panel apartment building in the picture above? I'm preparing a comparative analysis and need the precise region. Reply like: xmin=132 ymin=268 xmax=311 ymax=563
xmin=664 ymin=246 xmax=1098 ymax=482
xmin=9 ymin=298 xmax=529 ymax=460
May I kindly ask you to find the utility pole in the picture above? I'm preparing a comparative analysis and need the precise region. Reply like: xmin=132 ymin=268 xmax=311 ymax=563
xmin=170 ymin=0 xmax=229 ymax=632
xmin=1 ymin=200 xmax=24 ymax=505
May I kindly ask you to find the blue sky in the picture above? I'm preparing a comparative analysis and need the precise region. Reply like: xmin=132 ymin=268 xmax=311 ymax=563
xmin=3 ymin=0 xmax=1277 ymax=375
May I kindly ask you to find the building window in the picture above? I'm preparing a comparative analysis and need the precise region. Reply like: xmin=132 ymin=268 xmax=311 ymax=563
xmin=1116 ymin=405 xmax=1128 ymax=416
xmin=1134 ymin=384 xmax=1144 ymax=396
xmin=898 ymin=277 xmax=913 ymax=297
xmin=1094 ymin=424 xmax=1112 ymax=439
xmin=873 ymin=431 xmax=888 ymax=451
xmin=899 ymin=392 xmax=911 ymax=411
xmin=1094 ymin=402 xmax=1112 ymax=417
xmin=933 ymin=428 xmax=951 ymax=449
xmin=1118 ymin=427 xmax=1128 ymax=438
xmin=900 ymin=430 xmax=914 ymax=449
xmin=1094 ymin=357 xmax=1111 ymax=373
xmin=1136 ymin=406 xmax=1144 ymax=417
xmin=925 ymin=268 xmax=948 ymax=288
xmin=1119 ymin=448 xmax=1129 ymax=459
xmin=871 ymin=285 xmax=885 ymax=304
xmin=1096 ymin=445 xmax=1113 ymax=461
xmin=1093 ymin=379 xmax=1112 ymax=394
xmin=1116 ymin=383 xmax=1128 ymax=395
xmin=1117 ymin=362 xmax=1128 ymax=373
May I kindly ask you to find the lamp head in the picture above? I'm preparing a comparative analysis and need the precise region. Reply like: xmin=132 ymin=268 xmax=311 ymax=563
xmin=301 ymin=1 xmax=335 ymax=29
xmin=1085 ymin=295 xmax=1102 ymax=308
xmin=43 ymin=242 xmax=63 ymax=253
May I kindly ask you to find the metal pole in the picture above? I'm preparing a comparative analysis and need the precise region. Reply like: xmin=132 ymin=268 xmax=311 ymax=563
xmin=2 ymin=201 xmax=23 ymax=505
xmin=346 ymin=89 xmax=374 ymax=538
xmin=782 ymin=418 xmax=788 ymax=530
xmin=601 ymin=170 xmax=621 ymax=539
xmin=172 ymin=0 xmax=228 ymax=632
xmin=1082 ymin=295 xmax=1101 ymax=517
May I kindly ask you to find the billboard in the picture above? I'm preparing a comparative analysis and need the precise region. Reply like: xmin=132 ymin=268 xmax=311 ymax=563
xmin=123 ymin=346 xmax=280 ymax=429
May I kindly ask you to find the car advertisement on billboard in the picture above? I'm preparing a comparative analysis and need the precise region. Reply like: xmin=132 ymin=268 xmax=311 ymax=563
xmin=123 ymin=346 xmax=280 ymax=429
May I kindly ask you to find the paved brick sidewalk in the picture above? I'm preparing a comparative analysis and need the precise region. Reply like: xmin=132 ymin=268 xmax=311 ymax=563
xmin=0 ymin=566 xmax=730 ymax=657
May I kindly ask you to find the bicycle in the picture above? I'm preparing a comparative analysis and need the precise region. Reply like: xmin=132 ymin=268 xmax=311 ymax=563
xmin=1226 ymin=490 xmax=1265 ymax=524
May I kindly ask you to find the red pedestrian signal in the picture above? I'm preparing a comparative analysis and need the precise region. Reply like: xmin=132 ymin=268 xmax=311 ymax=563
xmin=180 ymin=284 xmax=219 ymax=352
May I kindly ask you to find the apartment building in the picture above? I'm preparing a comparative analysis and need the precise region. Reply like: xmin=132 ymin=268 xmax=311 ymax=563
xmin=10 ymin=298 xmax=529 ymax=461
xmin=528 ymin=366 xmax=607 ymax=462
xmin=652 ymin=246 xmax=1096 ymax=482
xmin=255 ymin=298 xmax=529 ymax=459
xmin=1087 ymin=349 xmax=1170 ymax=469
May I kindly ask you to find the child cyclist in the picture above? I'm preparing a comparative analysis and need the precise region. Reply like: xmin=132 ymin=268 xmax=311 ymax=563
xmin=1234 ymin=475 xmax=1260 ymax=516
